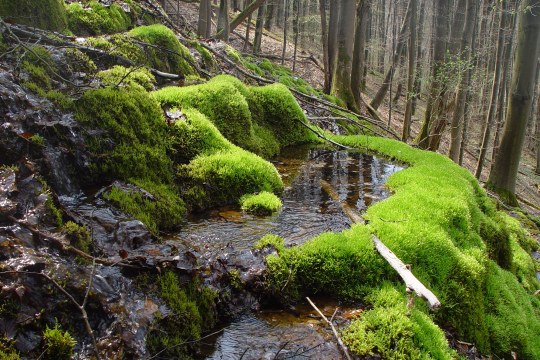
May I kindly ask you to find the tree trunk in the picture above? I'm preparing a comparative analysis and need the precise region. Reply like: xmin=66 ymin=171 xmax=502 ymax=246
xmin=448 ymin=0 xmax=477 ymax=161
xmin=415 ymin=0 xmax=450 ymax=149
xmin=475 ymin=0 xmax=509 ymax=179
xmin=330 ymin=0 xmax=358 ymax=112
xmin=411 ymin=0 xmax=425 ymax=115
xmin=351 ymin=0 xmax=370 ymax=107
xmin=370 ymin=0 xmax=412 ymax=110
xmin=281 ymin=0 xmax=289 ymax=65
xmin=253 ymin=2 xmax=266 ymax=53
xmin=327 ymin=0 xmax=340 ymax=93
xmin=488 ymin=0 xmax=540 ymax=205
xmin=198 ymin=0 xmax=212 ymax=38
xmin=292 ymin=0 xmax=300 ymax=72
xmin=402 ymin=0 xmax=417 ymax=142
xmin=319 ymin=0 xmax=330 ymax=93
xmin=217 ymin=0 xmax=230 ymax=41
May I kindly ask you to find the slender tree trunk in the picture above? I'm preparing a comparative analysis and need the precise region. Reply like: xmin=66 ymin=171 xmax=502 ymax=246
xmin=370 ymin=0 xmax=412 ymax=110
xmin=330 ymin=0 xmax=359 ymax=111
xmin=281 ymin=0 xmax=289 ymax=64
xmin=198 ymin=0 xmax=212 ymax=38
xmin=243 ymin=1 xmax=253 ymax=51
xmin=292 ymin=0 xmax=300 ymax=72
xmin=535 ymin=86 xmax=540 ymax=173
xmin=411 ymin=0 xmax=425 ymax=115
xmin=402 ymin=0 xmax=417 ymax=142
xmin=488 ymin=0 xmax=540 ymax=205
xmin=319 ymin=0 xmax=330 ymax=93
xmin=226 ymin=0 xmax=266 ymax=34
xmin=264 ymin=0 xmax=275 ymax=30
xmin=448 ymin=0 xmax=477 ymax=161
xmin=351 ymin=0 xmax=370 ymax=106
xmin=253 ymin=2 xmax=267 ymax=53
xmin=416 ymin=0 xmax=450 ymax=149
xmin=327 ymin=0 xmax=340 ymax=93
xmin=217 ymin=0 xmax=230 ymax=41
xmin=475 ymin=0 xmax=509 ymax=179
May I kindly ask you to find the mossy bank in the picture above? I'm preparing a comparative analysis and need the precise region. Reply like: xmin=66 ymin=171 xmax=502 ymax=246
xmin=264 ymin=135 xmax=540 ymax=358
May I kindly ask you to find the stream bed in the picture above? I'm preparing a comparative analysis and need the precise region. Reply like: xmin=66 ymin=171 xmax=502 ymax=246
xmin=177 ymin=147 xmax=403 ymax=359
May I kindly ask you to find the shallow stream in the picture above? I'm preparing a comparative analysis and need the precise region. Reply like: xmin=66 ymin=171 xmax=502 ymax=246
xmin=177 ymin=147 xmax=403 ymax=359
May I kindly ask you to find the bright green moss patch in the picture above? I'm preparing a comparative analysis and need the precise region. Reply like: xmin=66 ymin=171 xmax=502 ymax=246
xmin=240 ymin=191 xmax=282 ymax=215
xmin=129 ymin=24 xmax=195 ymax=76
xmin=180 ymin=149 xmax=283 ymax=210
xmin=265 ymin=225 xmax=388 ymax=301
xmin=103 ymin=180 xmax=185 ymax=234
xmin=265 ymin=134 xmax=540 ymax=358
xmin=342 ymin=284 xmax=455 ymax=359
xmin=97 ymin=65 xmax=156 ymax=91
xmin=0 ymin=0 xmax=67 ymax=31
xmin=153 ymin=74 xmax=316 ymax=157
xmin=66 ymin=1 xmax=131 ymax=35
xmin=254 ymin=234 xmax=285 ymax=253
xmin=42 ymin=323 xmax=76 ymax=360
xmin=62 ymin=221 xmax=92 ymax=253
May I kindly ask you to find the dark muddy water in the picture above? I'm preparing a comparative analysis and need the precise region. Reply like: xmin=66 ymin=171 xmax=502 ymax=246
xmin=178 ymin=147 xmax=403 ymax=360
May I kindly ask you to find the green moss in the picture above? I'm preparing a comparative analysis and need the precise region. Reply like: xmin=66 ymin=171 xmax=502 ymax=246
xmin=45 ymin=197 xmax=63 ymax=228
xmin=180 ymin=149 xmax=283 ymax=210
xmin=153 ymin=75 xmax=316 ymax=157
xmin=42 ymin=323 xmax=76 ymax=360
xmin=97 ymin=65 xmax=156 ymax=91
xmin=0 ymin=350 xmax=20 ymax=360
xmin=342 ymin=284 xmax=455 ymax=359
xmin=128 ymin=24 xmax=195 ymax=76
xmin=485 ymin=261 xmax=540 ymax=358
xmin=64 ymin=48 xmax=97 ymax=75
xmin=265 ymin=225 xmax=387 ymax=301
xmin=75 ymin=87 xmax=172 ymax=184
xmin=253 ymin=234 xmax=285 ymax=253
xmin=62 ymin=221 xmax=92 ymax=253
xmin=66 ymin=1 xmax=131 ymax=35
xmin=240 ymin=191 xmax=282 ymax=215
xmin=264 ymin=134 xmax=540 ymax=357
xmin=0 ymin=0 xmax=67 ymax=31
xmin=147 ymin=271 xmax=217 ymax=359
xmin=103 ymin=180 xmax=185 ymax=234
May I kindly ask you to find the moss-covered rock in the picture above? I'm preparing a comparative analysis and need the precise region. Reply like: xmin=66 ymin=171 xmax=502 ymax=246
xmin=97 ymin=65 xmax=156 ymax=91
xmin=128 ymin=24 xmax=195 ymax=76
xmin=240 ymin=191 xmax=282 ymax=215
xmin=342 ymin=284 xmax=456 ymax=359
xmin=66 ymin=1 xmax=131 ymax=35
xmin=0 ymin=0 xmax=67 ymax=31
xmin=153 ymin=74 xmax=316 ymax=158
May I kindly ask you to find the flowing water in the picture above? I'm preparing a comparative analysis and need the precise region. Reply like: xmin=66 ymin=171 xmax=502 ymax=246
xmin=177 ymin=147 xmax=404 ymax=359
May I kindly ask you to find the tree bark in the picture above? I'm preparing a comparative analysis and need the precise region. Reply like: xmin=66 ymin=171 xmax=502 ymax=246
xmin=370 ymin=0 xmax=412 ymax=110
xmin=217 ymin=0 xmax=230 ymax=41
xmin=475 ymin=0 xmax=509 ymax=179
xmin=351 ymin=0 xmax=370 ymax=107
xmin=330 ymin=0 xmax=359 ymax=112
xmin=225 ymin=0 xmax=266 ymax=35
xmin=488 ymin=0 xmax=540 ymax=205
xmin=415 ymin=0 xmax=450 ymax=149
xmin=318 ymin=0 xmax=330 ymax=93
xmin=197 ymin=0 xmax=212 ymax=38
xmin=327 ymin=0 xmax=340 ymax=93
xmin=402 ymin=0 xmax=417 ymax=142
xmin=253 ymin=2 xmax=266 ymax=53
xmin=448 ymin=0 xmax=477 ymax=161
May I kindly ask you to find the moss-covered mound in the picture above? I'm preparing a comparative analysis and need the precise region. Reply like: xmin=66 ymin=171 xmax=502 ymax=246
xmin=264 ymin=135 xmax=540 ymax=358
xmin=342 ymin=284 xmax=456 ymax=359
xmin=66 ymin=1 xmax=131 ymax=35
xmin=153 ymin=74 xmax=317 ymax=158
xmin=0 ymin=0 xmax=67 ymax=31
xmin=96 ymin=65 xmax=156 ymax=91
xmin=129 ymin=24 xmax=195 ymax=76
xmin=240 ymin=191 xmax=282 ymax=215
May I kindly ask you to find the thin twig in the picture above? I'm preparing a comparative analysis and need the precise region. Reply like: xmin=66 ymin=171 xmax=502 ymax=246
xmin=306 ymin=297 xmax=352 ymax=360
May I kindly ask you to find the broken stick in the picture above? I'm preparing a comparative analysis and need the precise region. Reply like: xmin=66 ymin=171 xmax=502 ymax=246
xmin=306 ymin=297 xmax=352 ymax=360
xmin=319 ymin=179 xmax=441 ymax=310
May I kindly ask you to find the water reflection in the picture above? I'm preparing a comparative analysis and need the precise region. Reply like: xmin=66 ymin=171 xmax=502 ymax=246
xmin=177 ymin=147 xmax=403 ymax=256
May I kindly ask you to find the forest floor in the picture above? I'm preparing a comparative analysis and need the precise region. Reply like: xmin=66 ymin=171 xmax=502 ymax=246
xmin=168 ymin=1 xmax=540 ymax=218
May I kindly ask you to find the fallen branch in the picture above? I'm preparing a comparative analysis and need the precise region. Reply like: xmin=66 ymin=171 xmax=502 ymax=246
xmin=297 ymin=120 xmax=351 ymax=150
xmin=318 ymin=181 xmax=441 ymax=310
xmin=306 ymin=297 xmax=352 ymax=360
